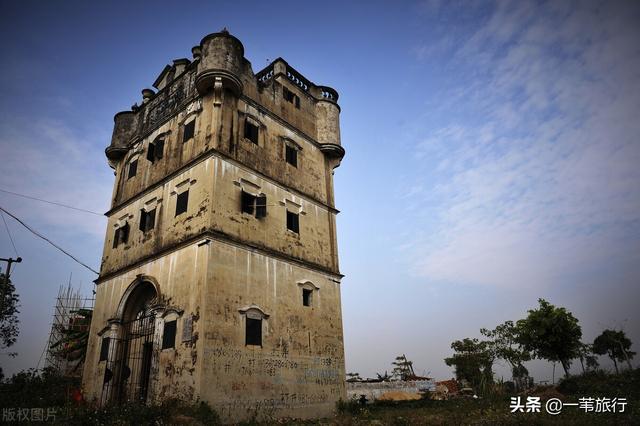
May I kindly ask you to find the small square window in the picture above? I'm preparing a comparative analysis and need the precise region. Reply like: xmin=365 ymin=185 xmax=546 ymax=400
xmin=283 ymin=87 xmax=300 ymax=109
xmin=255 ymin=195 xmax=267 ymax=218
xmin=183 ymin=120 xmax=195 ymax=142
xmin=127 ymin=160 xmax=138 ymax=179
xmin=162 ymin=320 xmax=177 ymax=349
xmin=112 ymin=222 xmax=130 ymax=248
xmin=146 ymin=138 xmax=165 ymax=163
xmin=139 ymin=208 xmax=156 ymax=233
xmin=241 ymin=191 xmax=267 ymax=218
xmin=245 ymin=318 xmax=262 ymax=346
xmin=99 ymin=337 xmax=110 ymax=361
xmin=303 ymin=289 xmax=312 ymax=307
xmin=176 ymin=190 xmax=189 ymax=216
xmin=244 ymin=120 xmax=259 ymax=144
xmin=286 ymin=211 xmax=299 ymax=234
xmin=285 ymin=145 xmax=298 ymax=168
xmin=241 ymin=191 xmax=256 ymax=215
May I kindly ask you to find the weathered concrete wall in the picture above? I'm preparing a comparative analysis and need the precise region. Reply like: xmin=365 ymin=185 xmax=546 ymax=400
xmin=84 ymin=242 xmax=208 ymax=404
xmin=346 ymin=380 xmax=436 ymax=402
xmin=88 ymin=30 xmax=346 ymax=422
xmin=101 ymin=159 xmax=212 ymax=276
xmin=101 ymin=155 xmax=337 ymax=276
xmin=200 ymin=242 xmax=344 ymax=420
xmin=84 ymin=239 xmax=344 ymax=421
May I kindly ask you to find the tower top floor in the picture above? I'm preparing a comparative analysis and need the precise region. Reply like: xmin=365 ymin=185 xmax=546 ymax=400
xmin=105 ymin=30 xmax=345 ymax=199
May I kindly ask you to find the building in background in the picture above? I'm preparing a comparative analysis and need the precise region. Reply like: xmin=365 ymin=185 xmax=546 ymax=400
xmin=81 ymin=29 xmax=346 ymax=421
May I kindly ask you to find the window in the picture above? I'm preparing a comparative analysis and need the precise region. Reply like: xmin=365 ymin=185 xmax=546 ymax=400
xmin=241 ymin=191 xmax=267 ymax=218
xmin=175 ymin=190 xmax=189 ymax=216
xmin=286 ymin=211 xmax=299 ymax=233
xmin=244 ymin=120 xmax=259 ymax=144
xmin=183 ymin=120 xmax=195 ymax=142
xmin=245 ymin=318 xmax=262 ymax=346
xmin=162 ymin=320 xmax=177 ymax=349
xmin=285 ymin=145 xmax=298 ymax=167
xmin=283 ymin=86 xmax=300 ymax=109
xmin=302 ymin=288 xmax=313 ymax=307
xmin=241 ymin=191 xmax=255 ymax=215
xmin=139 ymin=208 xmax=156 ymax=233
xmin=127 ymin=159 xmax=138 ymax=179
xmin=99 ymin=337 xmax=110 ymax=361
xmin=112 ymin=222 xmax=130 ymax=248
xmin=146 ymin=137 xmax=165 ymax=162
xmin=255 ymin=195 xmax=267 ymax=219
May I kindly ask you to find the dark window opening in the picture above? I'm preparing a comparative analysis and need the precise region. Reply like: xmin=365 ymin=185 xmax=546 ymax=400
xmin=285 ymin=145 xmax=298 ymax=167
xmin=303 ymin=289 xmax=312 ymax=307
xmin=99 ymin=337 xmax=110 ymax=361
xmin=183 ymin=120 xmax=195 ymax=142
xmin=283 ymin=86 xmax=300 ymax=109
xmin=113 ymin=222 xmax=130 ymax=248
xmin=175 ymin=190 xmax=189 ymax=216
xmin=127 ymin=160 xmax=138 ymax=179
xmin=139 ymin=208 xmax=156 ymax=233
xmin=245 ymin=318 xmax=262 ymax=346
xmin=146 ymin=138 xmax=165 ymax=162
xmin=241 ymin=191 xmax=267 ymax=218
xmin=241 ymin=191 xmax=256 ymax=215
xmin=146 ymin=143 xmax=155 ymax=162
xmin=255 ymin=195 xmax=267 ymax=218
xmin=162 ymin=320 xmax=177 ymax=349
xmin=244 ymin=120 xmax=259 ymax=144
xmin=286 ymin=211 xmax=299 ymax=233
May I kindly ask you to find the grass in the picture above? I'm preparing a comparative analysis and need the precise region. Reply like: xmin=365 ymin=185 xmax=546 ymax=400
xmin=1 ymin=368 xmax=637 ymax=424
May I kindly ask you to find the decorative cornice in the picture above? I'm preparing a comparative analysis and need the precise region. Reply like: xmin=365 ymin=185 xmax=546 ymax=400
xmin=95 ymin=229 xmax=344 ymax=285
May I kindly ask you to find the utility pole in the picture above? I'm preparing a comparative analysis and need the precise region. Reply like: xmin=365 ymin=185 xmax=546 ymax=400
xmin=0 ymin=256 xmax=22 ymax=313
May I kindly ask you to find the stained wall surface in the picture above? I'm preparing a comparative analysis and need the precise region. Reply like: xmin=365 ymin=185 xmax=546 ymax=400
xmin=84 ymin=30 xmax=346 ymax=422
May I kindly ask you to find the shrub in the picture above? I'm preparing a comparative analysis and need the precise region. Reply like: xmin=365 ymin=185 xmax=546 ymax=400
xmin=558 ymin=368 xmax=640 ymax=399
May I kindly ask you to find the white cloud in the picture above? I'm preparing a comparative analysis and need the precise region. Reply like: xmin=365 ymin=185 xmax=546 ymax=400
xmin=407 ymin=1 xmax=640 ymax=289
xmin=0 ymin=118 xmax=112 ymax=239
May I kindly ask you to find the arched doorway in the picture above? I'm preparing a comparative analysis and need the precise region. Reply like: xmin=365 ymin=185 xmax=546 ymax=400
xmin=102 ymin=280 xmax=158 ymax=404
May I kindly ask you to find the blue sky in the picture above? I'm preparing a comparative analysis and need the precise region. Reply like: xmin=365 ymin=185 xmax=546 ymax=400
xmin=0 ymin=0 xmax=638 ymax=382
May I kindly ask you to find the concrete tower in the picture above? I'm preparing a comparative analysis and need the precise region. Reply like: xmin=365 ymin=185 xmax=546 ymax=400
xmin=82 ymin=30 xmax=346 ymax=421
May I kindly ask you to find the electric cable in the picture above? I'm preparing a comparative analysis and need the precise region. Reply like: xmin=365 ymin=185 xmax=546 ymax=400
xmin=0 ymin=206 xmax=99 ymax=275
xmin=1 ymin=210 xmax=19 ymax=257
xmin=0 ymin=188 xmax=104 ymax=216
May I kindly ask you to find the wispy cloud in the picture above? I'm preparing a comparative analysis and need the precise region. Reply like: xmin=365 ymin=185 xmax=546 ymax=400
xmin=405 ymin=0 xmax=640 ymax=289
xmin=0 ymin=117 xmax=112 ymax=239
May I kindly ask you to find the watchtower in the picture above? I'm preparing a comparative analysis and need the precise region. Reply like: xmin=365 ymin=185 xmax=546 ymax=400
xmin=82 ymin=30 xmax=346 ymax=421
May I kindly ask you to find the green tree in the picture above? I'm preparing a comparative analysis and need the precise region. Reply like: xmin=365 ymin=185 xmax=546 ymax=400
xmin=592 ymin=329 xmax=635 ymax=374
xmin=481 ymin=320 xmax=530 ymax=378
xmin=392 ymin=354 xmax=416 ymax=380
xmin=0 ymin=272 xmax=20 ymax=353
xmin=516 ymin=299 xmax=582 ymax=378
xmin=577 ymin=343 xmax=599 ymax=374
xmin=444 ymin=338 xmax=494 ymax=393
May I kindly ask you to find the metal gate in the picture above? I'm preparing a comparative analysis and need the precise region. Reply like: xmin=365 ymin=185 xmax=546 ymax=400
xmin=101 ymin=310 xmax=155 ymax=404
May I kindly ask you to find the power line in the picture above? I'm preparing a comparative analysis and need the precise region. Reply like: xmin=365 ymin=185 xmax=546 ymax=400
xmin=0 ymin=188 xmax=104 ymax=216
xmin=0 ymin=206 xmax=99 ymax=275
xmin=1 ymin=210 xmax=19 ymax=257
